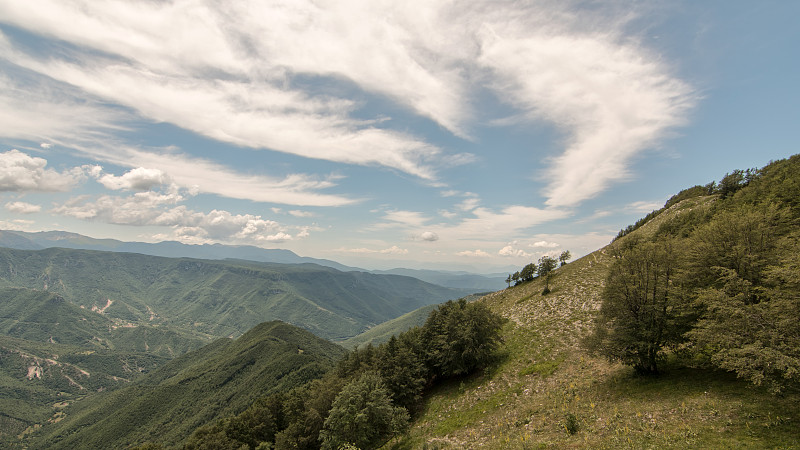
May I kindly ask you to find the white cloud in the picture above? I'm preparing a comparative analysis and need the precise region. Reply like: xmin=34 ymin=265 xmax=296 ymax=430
xmin=289 ymin=210 xmax=314 ymax=218
xmin=338 ymin=245 xmax=408 ymax=255
xmin=531 ymin=240 xmax=560 ymax=248
xmin=626 ymin=200 xmax=663 ymax=213
xmin=76 ymin=145 xmax=356 ymax=207
xmin=456 ymin=249 xmax=491 ymax=258
xmin=381 ymin=245 xmax=408 ymax=255
xmin=475 ymin=6 xmax=695 ymax=207
xmin=49 ymin=190 xmax=304 ymax=244
xmin=0 ymin=219 xmax=35 ymax=230
xmin=0 ymin=1 xmax=462 ymax=180
xmin=1 ymin=0 xmax=691 ymax=202
xmin=0 ymin=71 xmax=128 ymax=145
xmin=439 ymin=210 xmax=457 ymax=219
xmin=377 ymin=210 xmax=430 ymax=228
xmin=498 ymin=245 xmax=530 ymax=258
xmin=265 ymin=232 xmax=293 ymax=242
xmin=456 ymin=197 xmax=480 ymax=212
xmin=0 ymin=149 xmax=88 ymax=192
xmin=416 ymin=231 xmax=439 ymax=242
xmin=5 ymin=201 xmax=41 ymax=214
xmin=97 ymin=167 xmax=171 ymax=191
xmin=40 ymin=143 xmax=52 ymax=149
xmin=446 ymin=206 xmax=569 ymax=240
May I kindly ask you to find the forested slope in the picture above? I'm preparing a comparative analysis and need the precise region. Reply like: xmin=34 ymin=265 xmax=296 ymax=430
xmin=30 ymin=321 xmax=346 ymax=449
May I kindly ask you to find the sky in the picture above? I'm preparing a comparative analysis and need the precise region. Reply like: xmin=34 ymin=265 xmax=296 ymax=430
xmin=0 ymin=0 xmax=798 ymax=273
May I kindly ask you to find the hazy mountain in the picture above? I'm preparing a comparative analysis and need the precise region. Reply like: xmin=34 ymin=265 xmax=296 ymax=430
xmin=370 ymin=267 xmax=506 ymax=291
xmin=0 ymin=229 xmax=357 ymax=271
xmin=0 ymin=247 xmax=464 ymax=340
xmin=0 ymin=230 xmax=505 ymax=292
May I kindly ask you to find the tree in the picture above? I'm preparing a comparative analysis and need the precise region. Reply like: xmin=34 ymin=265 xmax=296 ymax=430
xmin=537 ymin=256 xmax=558 ymax=294
xmin=421 ymin=299 xmax=505 ymax=378
xmin=319 ymin=372 xmax=409 ymax=450
xmin=520 ymin=262 xmax=536 ymax=282
xmin=505 ymin=274 xmax=512 ymax=288
xmin=716 ymin=168 xmax=756 ymax=199
xmin=585 ymin=239 xmax=689 ymax=374
xmin=511 ymin=271 xmax=521 ymax=286
xmin=537 ymin=256 xmax=557 ymax=277
xmin=377 ymin=335 xmax=428 ymax=414
xmin=687 ymin=229 xmax=800 ymax=392
xmin=559 ymin=250 xmax=571 ymax=267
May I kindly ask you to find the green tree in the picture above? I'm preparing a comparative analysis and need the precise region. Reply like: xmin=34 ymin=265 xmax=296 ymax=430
xmin=537 ymin=256 xmax=558 ymax=293
xmin=421 ymin=299 xmax=505 ymax=378
xmin=520 ymin=263 xmax=536 ymax=282
xmin=687 ymin=232 xmax=800 ymax=392
xmin=586 ymin=239 xmax=689 ymax=374
xmin=558 ymin=250 xmax=571 ymax=267
xmin=319 ymin=372 xmax=409 ymax=450
xmin=377 ymin=335 xmax=428 ymax=414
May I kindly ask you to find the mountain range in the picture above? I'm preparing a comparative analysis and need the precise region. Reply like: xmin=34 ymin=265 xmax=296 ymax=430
xmin=0 ymin=230 xmax=508 ymax=291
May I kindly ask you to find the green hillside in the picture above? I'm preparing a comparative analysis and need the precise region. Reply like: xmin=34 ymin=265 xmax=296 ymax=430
xmin=0 ymin=249 xmax=464 ymax=340
xmin=0 ymin=287 xmax=206 ymax=356
xmin=0 ymin=287 xmax=201 ymax=443
xmin=0 ymin=334 xmax=168 ymax=440
xmin=394 ymin=155 xmax=800 ymax=448
xmin=29 ymin=321 xmax=346 ymax=449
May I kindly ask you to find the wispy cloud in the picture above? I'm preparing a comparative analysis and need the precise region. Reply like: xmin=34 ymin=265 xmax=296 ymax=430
xmin=475 ymin=3 xmax=695 ymax=206
xmin=338 ymin=245 xmax=408 ymax=255
xmin=5 ymin=201 xmax=41 ymax=214
xmin=78 ymin=146 xmax=356 ymax=207
xmin=0 ymin=0 xmax=693 ymax=205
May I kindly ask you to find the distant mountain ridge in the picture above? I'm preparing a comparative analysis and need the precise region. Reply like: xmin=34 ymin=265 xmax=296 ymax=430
xmin=0 ymin=230 xmax=506 ymax=292
xmin=0 ymin=246 xmax=464 ymax=341
xmin=0 ymin=229 xmax=356 ymax=271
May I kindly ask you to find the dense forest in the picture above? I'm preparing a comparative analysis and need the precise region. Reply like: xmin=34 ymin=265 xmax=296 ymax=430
xmin=178 ymin=299 xmax=504 ymax=450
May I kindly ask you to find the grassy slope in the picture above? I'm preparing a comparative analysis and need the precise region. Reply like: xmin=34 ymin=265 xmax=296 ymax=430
xmin=30 ymin=321 xmax=347 ymax=449
xmin=341 ymin=304 xmax=440 ymax=349
xmin=393 ymin=198 xmax=800 ymax=449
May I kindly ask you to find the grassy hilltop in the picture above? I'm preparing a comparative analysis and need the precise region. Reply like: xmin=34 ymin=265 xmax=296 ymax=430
xmin=395 ymin=158 xmax=800 ymax=448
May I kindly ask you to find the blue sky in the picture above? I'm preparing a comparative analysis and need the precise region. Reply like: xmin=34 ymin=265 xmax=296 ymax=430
xmin=0 ymin=0 xmax=798 ymax=273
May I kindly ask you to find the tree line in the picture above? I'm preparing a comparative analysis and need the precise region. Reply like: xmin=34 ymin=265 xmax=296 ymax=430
xmin=505 ymin=251 xmax=571 ymax=293
xmin=586 ymin=156 xmax=800 ymax=393
xmin=175 ymin=298 xmax=505 ymax=450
